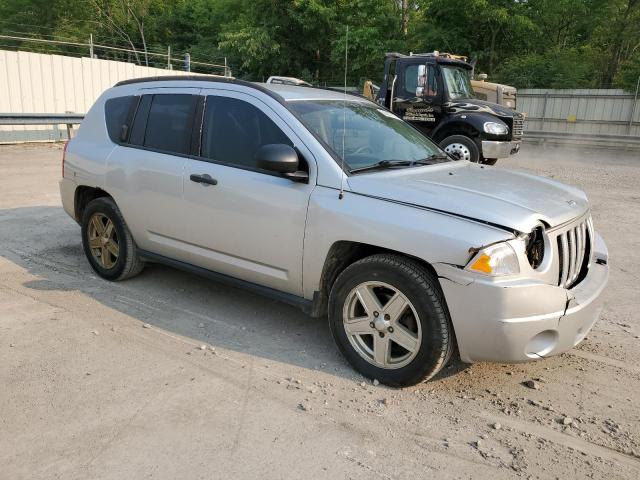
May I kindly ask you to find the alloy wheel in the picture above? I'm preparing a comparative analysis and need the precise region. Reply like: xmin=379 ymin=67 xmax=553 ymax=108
xmin=342 ymin=281 xmax=422 ymax=369
xmin=87 ymin=213 xmax=119 ymax=269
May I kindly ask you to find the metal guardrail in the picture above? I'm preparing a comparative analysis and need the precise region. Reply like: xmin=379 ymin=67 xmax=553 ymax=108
xmin=0 ymin=113 xmax=84 ymax=125
xmin=524 ymin=130 xmax=640 ymax=149
xmin=0 ymin=113 xmax=84 ymax=140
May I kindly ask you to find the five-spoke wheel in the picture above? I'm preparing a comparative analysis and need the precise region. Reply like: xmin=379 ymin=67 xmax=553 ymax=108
xmin=343 ymin=281 xmax=421 ymax=369
xmin=81 ymin=197 xmax=144 ymax=281
xmin=87 ymin=213 xmax=120 ymax=269
xmin=329 ymin=254 xmax=454 ymax=387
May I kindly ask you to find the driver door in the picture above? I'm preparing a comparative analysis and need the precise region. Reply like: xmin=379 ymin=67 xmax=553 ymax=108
xmin=396 ymin=62 xmax=442 ymax=135
xmin=178 ymin=90 xmax=316 ymax=296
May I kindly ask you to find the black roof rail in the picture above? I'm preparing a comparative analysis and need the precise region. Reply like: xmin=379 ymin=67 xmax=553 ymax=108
xmin=113 ymin=75 xmax=286 ymax=104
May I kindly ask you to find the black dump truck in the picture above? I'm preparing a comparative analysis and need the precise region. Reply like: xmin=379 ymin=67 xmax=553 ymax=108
xmin=367 ymin=52 xmax=524 ymax=165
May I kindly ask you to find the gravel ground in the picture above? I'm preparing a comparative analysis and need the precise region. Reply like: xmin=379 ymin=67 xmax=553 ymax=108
xmin=1 ymin=143 xmax=639 ymax=479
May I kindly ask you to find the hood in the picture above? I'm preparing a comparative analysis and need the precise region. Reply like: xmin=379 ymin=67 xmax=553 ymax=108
xmin=446 ymin=98 xmax=518 ymax=117
xmin=346 ymin=162 xmax=589 ymax=233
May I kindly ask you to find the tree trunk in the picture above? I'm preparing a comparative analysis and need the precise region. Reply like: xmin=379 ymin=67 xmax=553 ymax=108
xmin=601 ymin=0 xmax=639 ymax=87
xmin=401 ymin=0 xmax=409 ymax=36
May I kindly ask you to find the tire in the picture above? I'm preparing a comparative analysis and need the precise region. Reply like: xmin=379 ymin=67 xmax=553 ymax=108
xmin=81 ymin=196 xmax=144 ymax=281
xmin=328 ymin=254 xmax=454 ymax=387
xmin=482 ymin=158 xmax=498 ymax=166
xmin=440 ymin=134 xmax=480 ymax=163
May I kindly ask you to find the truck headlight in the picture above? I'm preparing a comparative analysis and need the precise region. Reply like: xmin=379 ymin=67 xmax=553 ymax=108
xmin=466 ymin=242 xmax=520 ymax=276
xmin=483 ymin=122 xmax=509 ymax=135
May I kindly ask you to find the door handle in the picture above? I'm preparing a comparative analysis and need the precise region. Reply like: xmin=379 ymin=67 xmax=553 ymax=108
xmin=189 ymin=173 xmax=218 ymax=186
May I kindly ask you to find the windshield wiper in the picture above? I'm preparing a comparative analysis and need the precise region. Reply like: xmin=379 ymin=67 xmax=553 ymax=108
xmin=417 ymin=153 xmax=451 ymax=163
xmin=349 ymin=159 xmax=416 ymax=173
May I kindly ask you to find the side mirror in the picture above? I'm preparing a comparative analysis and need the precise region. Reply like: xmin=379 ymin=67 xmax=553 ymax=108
xmin=416 ymin=64 xmax=427 ymax=97
xmin=255 ymin=144 xmax=309 ymax=182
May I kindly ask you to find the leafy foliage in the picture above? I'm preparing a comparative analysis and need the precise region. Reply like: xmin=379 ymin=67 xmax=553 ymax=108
xmin=0 ymin=0 xmax=639 ymax=91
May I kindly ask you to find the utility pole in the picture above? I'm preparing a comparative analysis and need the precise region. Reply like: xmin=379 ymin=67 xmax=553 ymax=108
xmin=629 ymin=75 xmax=640 ymax=134
xmin=89 ymin=33 xmax=94 ymax=58
xmin=224 ymin=57 xmax=228 ymax=77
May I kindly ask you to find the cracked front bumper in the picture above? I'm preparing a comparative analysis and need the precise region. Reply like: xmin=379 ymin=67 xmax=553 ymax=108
xmin=434 ymin=233 xmax=609 ymax=363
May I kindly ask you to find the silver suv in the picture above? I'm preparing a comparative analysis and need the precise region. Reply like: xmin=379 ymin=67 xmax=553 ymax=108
xmin=60 ymin=76 xmax=609 ymax=387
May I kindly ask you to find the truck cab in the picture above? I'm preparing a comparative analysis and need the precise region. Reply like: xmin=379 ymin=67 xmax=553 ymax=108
xmin=375 ymin=52 xmax=523 ymax=165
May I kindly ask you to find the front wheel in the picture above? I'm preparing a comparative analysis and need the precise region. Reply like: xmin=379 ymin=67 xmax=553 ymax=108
xmin=328 ymin=254 xmax=454 ymax=387
xmin=439 ymin=134 xmax=480 ymax=163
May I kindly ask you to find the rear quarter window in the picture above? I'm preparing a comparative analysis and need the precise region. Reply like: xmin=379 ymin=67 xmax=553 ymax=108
xmin=104 ymin=96 xmax=135 ymax=143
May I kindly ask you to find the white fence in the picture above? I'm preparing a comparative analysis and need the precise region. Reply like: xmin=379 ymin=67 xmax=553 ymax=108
xmin=0 ymin=50 xmax=195 ymax=143
xmin=517 ymin=88 xmax=640 ymax=148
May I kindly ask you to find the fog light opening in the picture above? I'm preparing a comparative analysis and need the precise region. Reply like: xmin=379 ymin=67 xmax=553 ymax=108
xmin=525 ymin=330 xmax=559 ymax=359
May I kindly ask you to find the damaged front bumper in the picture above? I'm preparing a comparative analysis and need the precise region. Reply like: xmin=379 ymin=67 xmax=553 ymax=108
xmin=434 ymin=232 xmax=609 ymax=363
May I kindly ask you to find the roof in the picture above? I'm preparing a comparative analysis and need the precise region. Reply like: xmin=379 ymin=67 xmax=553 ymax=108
xmin=113 ymin=75 xmax=369 ymax=104
xmin=262 ymin=83 xmax=368 ymax=102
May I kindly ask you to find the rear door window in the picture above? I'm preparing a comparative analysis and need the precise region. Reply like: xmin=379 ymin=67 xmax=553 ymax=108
xmin=142 ymin=94 xmax=198 ymax=155
xmin=104 ymin=96 xmax=135 ymax=143
xmin=200 ymin=96 xmax=292 ymax=169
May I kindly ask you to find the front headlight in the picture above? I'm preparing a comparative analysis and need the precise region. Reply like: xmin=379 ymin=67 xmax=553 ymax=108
xmin=483 ymin=121 xmax=509 ymax=135
xmin=466 ymin=242 xmax=520 ymax=276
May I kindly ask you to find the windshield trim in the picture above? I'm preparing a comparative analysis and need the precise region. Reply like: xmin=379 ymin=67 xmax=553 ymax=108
xmin=285 ymin=99 xmax=453 ymax=175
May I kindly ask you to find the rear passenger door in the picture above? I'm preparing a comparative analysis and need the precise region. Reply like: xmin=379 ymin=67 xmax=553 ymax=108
xmin=180 ymin=90 xmax=315 ymax=296
xmin=106 ymin=89 xmax=199 ymax=255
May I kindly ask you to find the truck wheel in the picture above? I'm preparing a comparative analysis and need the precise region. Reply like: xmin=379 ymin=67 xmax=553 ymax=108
xmin=440 ymin=135 xmax=480 ymax=163
xmin=328 ymin=254 xmax=454 ymax=387
xmin=81 ymin=197 xmax=144 ymax=281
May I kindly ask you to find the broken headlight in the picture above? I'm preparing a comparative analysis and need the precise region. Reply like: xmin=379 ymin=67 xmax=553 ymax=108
xmin=525 ymin=226 xmax=545 ymax=269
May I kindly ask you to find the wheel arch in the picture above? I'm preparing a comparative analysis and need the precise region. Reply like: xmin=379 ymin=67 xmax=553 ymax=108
xmin=310 ymin=240 xmax=441 ymax=318
xmin=74 ymin=185 xmax=112 ymax=223
xmin=431 ymin=121 xmax=479 ymax=144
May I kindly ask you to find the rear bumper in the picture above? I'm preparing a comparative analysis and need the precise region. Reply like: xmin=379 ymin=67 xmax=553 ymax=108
xmin=481 ymin=140 xmax=521 ymax=159
xmin=59 ymin=177 xmax=77 ymax=222
xmin=434 ymin=232 xmax=608 ymax=363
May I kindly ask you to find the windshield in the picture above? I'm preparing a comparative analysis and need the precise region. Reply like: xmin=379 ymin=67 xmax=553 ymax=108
xmin=441 ymin=65 xmax=474 ymax=100
xmin=287 ymin=100 xmax=447 ymax=172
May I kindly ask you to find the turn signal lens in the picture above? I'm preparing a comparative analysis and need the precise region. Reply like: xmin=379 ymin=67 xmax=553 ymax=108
xmin=467 ymin=242 xmax=520 ymax=276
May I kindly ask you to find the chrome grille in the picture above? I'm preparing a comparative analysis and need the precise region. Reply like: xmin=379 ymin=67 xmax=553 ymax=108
xmin=512 ymin=115 xmax=524 ymax=139
xmin=556 ymin=215 xmax=593 ymax=289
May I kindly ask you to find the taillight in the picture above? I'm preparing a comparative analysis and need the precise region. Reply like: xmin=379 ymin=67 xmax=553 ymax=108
xmin=62 ymin=140 xmax=69 ymax=178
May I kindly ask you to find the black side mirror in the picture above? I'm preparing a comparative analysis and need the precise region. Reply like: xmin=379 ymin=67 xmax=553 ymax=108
xmin=255 ymin=144 xmax=308 ymax=183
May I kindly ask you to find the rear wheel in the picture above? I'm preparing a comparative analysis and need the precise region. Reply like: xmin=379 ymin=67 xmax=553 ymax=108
xmin=81 ymin=197 xmax=144 ymax=281
xmin=328 ymin=254 xmax=454 ymax=387
xmin=440 ymin=134 xmax=480 ymax=163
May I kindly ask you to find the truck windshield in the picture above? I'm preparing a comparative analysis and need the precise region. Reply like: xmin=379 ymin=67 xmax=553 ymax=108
xmin=287 ymin=100 xmax=448 ymax=173
xmin=441 ymin=65 xmax=474 ymax=100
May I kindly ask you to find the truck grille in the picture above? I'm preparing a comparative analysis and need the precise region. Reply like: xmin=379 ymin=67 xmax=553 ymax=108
xmin=512 ymin=115 xmax=524 ymax=139
xmin=556 ymin=215 xmax=593 ymax=289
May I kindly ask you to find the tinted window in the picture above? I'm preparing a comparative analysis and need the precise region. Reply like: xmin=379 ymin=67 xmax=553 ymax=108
xmin=105 ymin=96 xmax=135 ymax=143
xmin=405 ymin=65 xmax=438 ymax=97
xmin=200 ymin=96 xmax=292 ymax=169
xmin=404 ymin=65 xmax=419 ymax=95
xmin=143 ymin=94 xmax=198 ymax=154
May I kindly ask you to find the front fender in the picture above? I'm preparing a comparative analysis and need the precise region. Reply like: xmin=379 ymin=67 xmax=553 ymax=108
xmin=431 ymin=112 xmax=503 ymax=143
xmin=302 ymin=185 xmax=514 ymax=300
